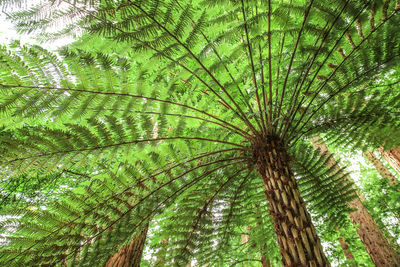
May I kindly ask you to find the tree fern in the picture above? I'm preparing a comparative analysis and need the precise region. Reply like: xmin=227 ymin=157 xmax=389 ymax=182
xmin=1 ymin=0 xmax=400 ymax=265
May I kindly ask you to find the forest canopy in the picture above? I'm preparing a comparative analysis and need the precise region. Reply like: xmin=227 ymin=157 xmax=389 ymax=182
xmin=0 ymin=0 xmax=399 ymax=266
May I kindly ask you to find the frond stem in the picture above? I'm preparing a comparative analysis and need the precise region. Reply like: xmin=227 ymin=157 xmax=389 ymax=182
xmin=266 ymin=0 xmax=273 ymax=130
xmin=179 ymin=166 xmax=249 ymax=255
xmin=128 ymin=0 xmax=259 ymax=135
xmin=5 ymin=136 xmax=248 ymax=164
xmin=275 ymin=0 xmax=314 ymax=123
xmin=240 ymin=0 xmax=265 ymax=134
xmin=0 ymin=83 xmax=252 ymax=139
xmin=220 ymin=169 xmax=252 ymax=247
xmin=63 ymin=158 xmax=248 ymax=262
xmin=279 ymin=0 xmax=350 ymax=138
xmin=288 ymin=7 xmax=399 ymax=140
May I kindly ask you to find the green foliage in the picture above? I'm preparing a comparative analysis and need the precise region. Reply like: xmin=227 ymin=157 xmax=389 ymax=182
xmin=301 ymin=89 xmax=400 ymax=150
xmin=290 ymin=143 xmax=357 ymax=227
xmin=0 ymin=169 xmax=85 ymax=211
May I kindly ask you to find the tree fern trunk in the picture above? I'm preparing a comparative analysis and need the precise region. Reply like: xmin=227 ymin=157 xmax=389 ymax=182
xmin=104 ymin=225 xmax=148 ymax=267
xmin=254 ymin=137 xmax=329 ymax=266
xmin=311 ymin=138 xmax=400 ymax=266
xmin=378 ymin=147 xmax=400 ymax=177
xmin=364 ymin=150 xmax=397 ymax=185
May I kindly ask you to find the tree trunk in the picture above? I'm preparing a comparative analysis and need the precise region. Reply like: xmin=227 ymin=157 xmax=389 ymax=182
xmin=311 ymin=138 xmax=400 ymax=266
xmin=155 ymin=238 xmax=168 ymax=266
xmin=374 ymin=215 xmax=400 ymax=252
xmin=338 ymin=235 xmax=355 ymax=262
xmin=364 ymin=150 xmax=397 ymax=185
xmin=104 ymin=226 xmax=148 ymax=267
xmin=260 ymin=254 xmax=271 ymax=267
xmin=254 ymin=136 xmax=329 ymax=266
xmin=378 ymin=147 xmax=400 ymax=177
xmin=346 ymin=198 xmax=400 ymax=266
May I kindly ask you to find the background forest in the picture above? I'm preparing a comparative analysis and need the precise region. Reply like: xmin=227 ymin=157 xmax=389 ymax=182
xmin=0 ymin=0 xmax=399 ymax=266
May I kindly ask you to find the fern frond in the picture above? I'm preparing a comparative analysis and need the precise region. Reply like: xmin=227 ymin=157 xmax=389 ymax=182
xmin=290 ymin=142 xmax=357 ymax=227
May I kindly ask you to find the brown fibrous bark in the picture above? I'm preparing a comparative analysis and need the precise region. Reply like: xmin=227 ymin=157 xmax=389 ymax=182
xmin=104 ymin=226 xmax=148 ymax=267
xmin=253 ymin=136 xmax=330 ymax=266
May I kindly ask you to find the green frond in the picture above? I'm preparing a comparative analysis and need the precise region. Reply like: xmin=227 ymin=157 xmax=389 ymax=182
xmin=299 ymin=89 xmax=400 ymax=150
xmin=290 ymin=142 xmax=358 ymax=227
xmin=0 ymin=139 xmax=244 ymax=261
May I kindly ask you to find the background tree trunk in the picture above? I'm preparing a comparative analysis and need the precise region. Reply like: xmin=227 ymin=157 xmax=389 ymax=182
xmin=379 ymin=147 xmax=400 ymax=176
xmin=104 ymin=225 xmax=148 ymax=267
xmin=346 ymin=198 xmax=400 ymax=266
xmin=311 ymin=138 xmax=400 ymax=266
xmin=260 ymin=254 xmax=271 ymax=267
xmin=254 ymin=136 xmax=329 ymax=266
xmin=155 ymin=238 xmax=168 ymax=267
xmin=338 ymin=235 xmax=355 ymax=262
xmin=364 ymin=150 xmax=397 ymax=185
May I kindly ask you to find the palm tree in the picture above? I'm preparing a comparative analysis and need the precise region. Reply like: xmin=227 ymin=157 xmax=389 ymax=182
xmin=1 ymin=0 xmax=400 ymax=266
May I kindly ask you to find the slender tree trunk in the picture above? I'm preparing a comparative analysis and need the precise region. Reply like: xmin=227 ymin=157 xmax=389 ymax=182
xmin=104 ymin=225 xmax=148 ymax=267
xmin=378 ymin=147 xmax=400 ymax=177
xmin=155 ymin=238 xmax=168 ymax=267
xmin=311 ymin=138 xmax=400 ymax=266
xmin=254 ymin=136 xmax=329 ymax=266
xmin=338 ymin=235 xmax=355 ymax=262
xmin=260 ymin=254 xmax=271 ymax=267
xmin=364 ymin=151 xmax=400 ymax=222
xmin=364 ymin=150 xmax=397 ymax=185
xmin=374 ymin=215 xmax=400 ymax=252
xmin=346 ymin=198 xmax=400 ymax=266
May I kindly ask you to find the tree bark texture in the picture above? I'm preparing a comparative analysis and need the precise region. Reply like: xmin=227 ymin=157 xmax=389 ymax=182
xmin=338 ymin=235 xmax=355 ymax=262
xmin=364 ymin=150 xmax=397 ymax=185
xmin=261 ymin=254 xmax=271 ymax=267
xmin=155 ymin=238 xmax=168 ymax=267
xmin=347 ymin=198 xmax=400 ymax=266
xmin=254 ymin=137 xmax=330 ymax=266
xmin=104 ymin=226 xmax=148 ymax=267
xmin=378 ymin=147 xmax=400 ymax=177
xmin=311 ymin=138 xmax=400 ymax=266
